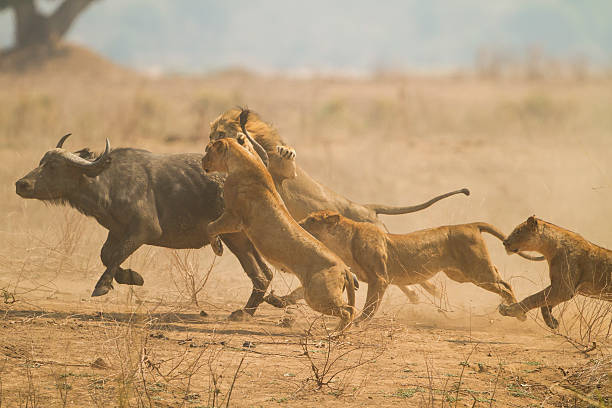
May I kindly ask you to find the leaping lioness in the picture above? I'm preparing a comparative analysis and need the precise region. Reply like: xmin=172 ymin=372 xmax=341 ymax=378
xmin=298 ymin=211 xmax=544 ymax=322
xmin=201 ymin=135 xmax=357 ymax=331
xmin=499 ymin=216 xmax=611 ymax=329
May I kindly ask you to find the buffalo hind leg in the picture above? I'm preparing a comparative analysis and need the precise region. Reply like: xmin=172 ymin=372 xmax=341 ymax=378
xmin=265 ymin=286 xmax=305 ymax=308
xmin=222 ymin=233 xmax=272 ymax=321
xmin=541 ymin=306 xmax=559 ymax=330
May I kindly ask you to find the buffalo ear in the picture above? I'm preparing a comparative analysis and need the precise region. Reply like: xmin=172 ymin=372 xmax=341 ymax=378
xmin=527 ymin=216 xmax=537 ymax=230
xmin=83 ymin=157 xmax=112 ymax=178
xmin=75 ymin=148 xmax=94 ymax=160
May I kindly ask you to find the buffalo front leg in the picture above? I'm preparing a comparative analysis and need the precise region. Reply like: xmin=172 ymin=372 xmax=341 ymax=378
xmin=222 ymin=233 xmax=272 ymax=321
xmin=92 ymin=232 xmax=146 ymax=297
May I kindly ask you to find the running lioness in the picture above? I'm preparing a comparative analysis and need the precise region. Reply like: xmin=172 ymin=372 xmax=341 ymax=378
xmin=297 ymin=211 xmax=544 ymax=322
xmin=499 ymin=216 xmax=611 ymax=329
xmin=201 ymin=136 xmax=356 ymax=331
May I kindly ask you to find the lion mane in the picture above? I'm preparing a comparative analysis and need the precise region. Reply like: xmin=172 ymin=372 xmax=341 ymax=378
xmin=210 ymin=107 xmax=285 ymax=153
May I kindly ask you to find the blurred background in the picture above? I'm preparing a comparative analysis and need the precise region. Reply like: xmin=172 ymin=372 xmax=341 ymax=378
xmin=1 ymin=0 xmax=612 ymax=74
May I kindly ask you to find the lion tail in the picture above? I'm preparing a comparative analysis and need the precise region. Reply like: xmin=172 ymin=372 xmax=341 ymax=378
xmin=365 ymin=188 xmax=470 ymax=215
xmin=476 ymin=223 xmax=545 ymax=261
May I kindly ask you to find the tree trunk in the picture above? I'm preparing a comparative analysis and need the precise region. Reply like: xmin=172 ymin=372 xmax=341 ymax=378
xmin=11 ymin=0 xmax=95 ymax=49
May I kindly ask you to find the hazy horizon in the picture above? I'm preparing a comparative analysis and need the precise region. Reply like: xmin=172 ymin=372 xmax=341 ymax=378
xmin=1 ymin=0 xmax=611 ymax=74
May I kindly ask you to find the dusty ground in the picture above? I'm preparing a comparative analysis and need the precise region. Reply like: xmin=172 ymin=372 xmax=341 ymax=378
xmin=0 ymin=46 xmax=610 ymax=407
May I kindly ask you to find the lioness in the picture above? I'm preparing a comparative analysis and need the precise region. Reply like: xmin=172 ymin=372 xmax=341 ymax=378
xmin=201 ymin=136 xmax=356 ymax=330
xmin=298 ymin=211 xmax=544 ymax=322
xmin=499 ymin=216 xmax=611 ymax=329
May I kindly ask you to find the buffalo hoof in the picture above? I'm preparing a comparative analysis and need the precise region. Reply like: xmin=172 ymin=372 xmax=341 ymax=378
xmin=114 ymin=269 xmax=144 ymax=286
xmin=543 ymin=315 xmax=559 ymax=330
xmin=91 ymin=284 xmax=112 ymax=297
xmin=228 ymin=309 xmax=253 ymax=322
xmin=211 ymin=237 xmax=223 ymax=256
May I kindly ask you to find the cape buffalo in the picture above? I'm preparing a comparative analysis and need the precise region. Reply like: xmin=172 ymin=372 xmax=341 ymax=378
xmin=15 ymin=134 xmax=272 ymax=318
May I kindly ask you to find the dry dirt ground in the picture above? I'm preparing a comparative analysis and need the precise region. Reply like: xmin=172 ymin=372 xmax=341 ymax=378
xmin=0 ymin=46 xmax=610 ymax=407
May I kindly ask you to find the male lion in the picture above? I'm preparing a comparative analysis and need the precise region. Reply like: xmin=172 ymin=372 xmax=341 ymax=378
xmin=210 ymin=107 xmax=467 ymax=314
xmin=298 ymin=211 xmax=544 ymax=322
xmin=499 ymin=216 xmax=611 ymax=329
xmin=201 ymin=136 xmax=357 ymax=331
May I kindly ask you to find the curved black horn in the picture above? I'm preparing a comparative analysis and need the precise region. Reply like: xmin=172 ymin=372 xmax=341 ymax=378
xmin=239 ymin=109 xmax=269 ymax=167
xmin=56 ymin=133 xmax=72 ymax=148
xmin=62 ymin=138 xmax=111 ymax=168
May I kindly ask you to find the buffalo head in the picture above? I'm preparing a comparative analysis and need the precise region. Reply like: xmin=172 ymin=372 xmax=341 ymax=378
xmin=16 ymin=134 xmax=111 ymax=200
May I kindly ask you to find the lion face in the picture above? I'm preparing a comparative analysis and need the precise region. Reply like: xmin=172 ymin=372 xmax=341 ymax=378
xmin=300 ymin=211 xmax=342 ymax=240
xmin=209 ymin=112 xmax=242 ymax=142
xmin=503 ymin=216 xmax=540 ymax=254
xmin=202 ymin=140 xmax=229 ymax=173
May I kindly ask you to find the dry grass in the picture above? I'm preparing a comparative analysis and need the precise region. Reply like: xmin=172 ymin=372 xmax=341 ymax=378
xmin=0 ymin=48 xmax=610 ymax=406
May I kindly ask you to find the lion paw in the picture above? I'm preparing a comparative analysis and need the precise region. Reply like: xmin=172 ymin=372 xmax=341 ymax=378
xmin=276 ymin=145 xmax=296 ymax=160
xmin=498 ymin=304 xmax=527 ymax=322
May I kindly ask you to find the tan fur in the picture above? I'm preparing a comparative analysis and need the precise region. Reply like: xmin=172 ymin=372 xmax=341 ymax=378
xmin=499 ymin=216 xmax=611 ymax=329
xmin=201 ymin=139 xmax=355 ymax=331
xmin=299 ymin=211 xmax=534 ymax=323
xmin=213 ymin=109 xmax=459 ymax=305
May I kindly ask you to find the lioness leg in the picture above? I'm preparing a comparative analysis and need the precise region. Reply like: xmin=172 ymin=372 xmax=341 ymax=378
xmin=304 ymin=271 xmax=354 ymax=332
xmin=207 ymin=211 xmax=242 ymax=237
xmin=356 ymin=279 xmax=388 ymax=323
xmin=445 ymin=263 xmax=525 ymax=320
xmin=498 ymin=285 xmax=574 ymax=329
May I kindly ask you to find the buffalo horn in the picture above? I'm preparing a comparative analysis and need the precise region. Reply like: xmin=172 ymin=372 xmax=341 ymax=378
xmin=56 ymin=133 xmax=72 ymax=148
xmin=62 ymin=138 xmax=111 ymax=168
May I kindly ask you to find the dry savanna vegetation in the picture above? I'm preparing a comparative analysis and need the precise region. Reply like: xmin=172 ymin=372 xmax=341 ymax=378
xmin=0 ymin=46 xmax=610 ymax=407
